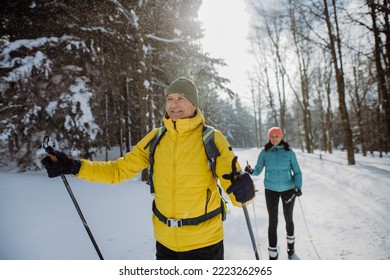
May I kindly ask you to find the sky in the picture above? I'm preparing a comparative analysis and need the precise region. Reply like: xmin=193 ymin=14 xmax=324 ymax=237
xmin=198 ymin=0 xmax=254 ymax=105
xmin=0 ymin=148 xmax=389 ymax=279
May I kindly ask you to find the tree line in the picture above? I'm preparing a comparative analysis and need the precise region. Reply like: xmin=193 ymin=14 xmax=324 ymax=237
xmin=0 ymin=0 xmax=256 ymax=171
xmin=2 ymin=0 xmax=388 ymax=172
xmin=247 ymin=0 xmax=390 ymax=164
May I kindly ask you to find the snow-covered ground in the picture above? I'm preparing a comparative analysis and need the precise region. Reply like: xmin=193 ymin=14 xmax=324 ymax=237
xmin=1 ymin=148 xmax=389 ymax=261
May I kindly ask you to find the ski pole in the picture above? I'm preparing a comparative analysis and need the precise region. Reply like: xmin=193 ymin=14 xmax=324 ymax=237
xmin=242 ymin=202 xmax=260 ymax=260
xmin=42 ymin=136 xmax=104 ymax=260
xmin=227 ymin=156 xmax=260 ymax=260
xmin=297 ymin=197 xmax=321 ymax=260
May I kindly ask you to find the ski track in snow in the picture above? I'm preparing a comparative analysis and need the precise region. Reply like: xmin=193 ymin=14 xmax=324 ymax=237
xmin=0 ymin=148 xmax=389 ymax=260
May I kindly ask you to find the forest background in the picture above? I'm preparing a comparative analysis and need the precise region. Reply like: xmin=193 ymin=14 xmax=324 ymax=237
xmin=1 ymin=0 xmax=389 ymax=174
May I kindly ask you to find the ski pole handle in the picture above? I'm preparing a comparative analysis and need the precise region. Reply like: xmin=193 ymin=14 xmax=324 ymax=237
xmin=43 ymin=136 xmax=58 ymax=162
xmin=231 ymin=156 xmax=243 ymax=181
xmin=231 ymin=156 xmax=239 ymax=176
xmin=222 ymin=156 xmax=241 ymax=181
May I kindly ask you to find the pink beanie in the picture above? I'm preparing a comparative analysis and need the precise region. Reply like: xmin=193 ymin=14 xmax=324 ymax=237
xmin=268 ymin=127 xmax=284 ymax=139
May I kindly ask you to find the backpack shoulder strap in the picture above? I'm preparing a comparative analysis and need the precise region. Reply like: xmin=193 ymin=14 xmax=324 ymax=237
xmin=144 ymin=126 xmax=167 ymax=193
xmin=144 ymin=126 xmax=166 ymax=150
xmin=202 ymin=125 xmax=220 ymax=178
xmin=203 ymin=125 xmax=227 ymax=220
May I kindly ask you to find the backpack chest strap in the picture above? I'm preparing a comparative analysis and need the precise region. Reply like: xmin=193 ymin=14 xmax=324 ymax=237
xmin=152 ymin=200 xmax=221 ymax=228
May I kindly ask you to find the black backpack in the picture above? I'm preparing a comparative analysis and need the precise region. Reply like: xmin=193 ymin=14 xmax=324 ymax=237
xmin=143 ymin=125 xmax=227 ymax=226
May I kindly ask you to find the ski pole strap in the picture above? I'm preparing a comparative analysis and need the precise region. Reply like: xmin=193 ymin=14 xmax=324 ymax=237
xmin=152 ymin=200 xmax=222 ymax=228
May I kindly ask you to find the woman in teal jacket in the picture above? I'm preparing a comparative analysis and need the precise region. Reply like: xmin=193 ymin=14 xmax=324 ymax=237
xmin=246 ymin=127 xmax=302 ymax=260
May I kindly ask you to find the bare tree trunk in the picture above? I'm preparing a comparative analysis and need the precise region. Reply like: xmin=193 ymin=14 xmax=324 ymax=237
xmin=117 ymin=97 xmax=124 ymax=157
xmin=250 ymin=78 xmax=260 ymax=147
xmin=105 ymin=91 xmax=109 ymax=161
xmin=277 ymin=67 xmax=287 ymax=130
xmin=350 ymin=66 xmax=369 ymax=156
xmin=257 ymin=92 xmax=263 ymax=146
xmin=314 ymin=68 xmax=326 ymax=152
xmin=264 ymin=66 xmax=279 ymax=126
xmin=296 ymin=106 xmax=304 ymax=152
xmin=288 ymin=0 xmax=314 ymax=153
xmin=135 ymin=3 xmax=153 ymax=182
xmin=124 ymin=77 xmax=132 ymax=152
xmin=262 ymin=14 xmax=289 ymax=128
xmin=325 ymin=67 xmax=334 ymax=154
xmin=324 ymin=0 xmax=355 ymax=164
xmin=367 ymin=0 xmax=389 ymax=154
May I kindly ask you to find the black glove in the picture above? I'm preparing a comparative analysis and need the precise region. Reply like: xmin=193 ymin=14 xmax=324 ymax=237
xmin=41 ymin=150 xmax=81 ymax=178
xmin=244 ymin=165 xmax=253 ymax=174
xmin=226 ymin=173 xmax=255 ymax=203
xmin=295 ymin=187 xmax=302 ymax=197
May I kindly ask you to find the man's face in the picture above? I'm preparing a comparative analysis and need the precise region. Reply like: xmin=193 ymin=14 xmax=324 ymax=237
xmin=165 ymin=93 xmax=196 ymax=121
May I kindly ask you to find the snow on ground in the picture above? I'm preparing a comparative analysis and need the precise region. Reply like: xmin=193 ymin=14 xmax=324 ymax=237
xmin=0 ymin=148 xmax=389 ymax=260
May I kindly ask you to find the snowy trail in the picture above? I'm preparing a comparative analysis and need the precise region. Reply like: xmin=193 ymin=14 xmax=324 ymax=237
xmin=235 ymin=148 xmax=390 ymax=260
xmin=295 ymin=151 xmax=390 ymax=260
xmin=0 ymin=148 xmax=389 ymax=260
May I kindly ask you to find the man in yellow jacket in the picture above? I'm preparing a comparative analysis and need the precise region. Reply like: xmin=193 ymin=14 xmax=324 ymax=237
xmin=42 ymin=77 xmax=255 ymax=260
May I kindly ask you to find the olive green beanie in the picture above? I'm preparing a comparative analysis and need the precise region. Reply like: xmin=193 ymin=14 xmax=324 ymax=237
xmin=166 ymin=77 xmax=199 ymax=107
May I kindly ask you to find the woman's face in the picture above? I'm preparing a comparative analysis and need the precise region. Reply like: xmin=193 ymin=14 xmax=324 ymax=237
xmin=269 ymin=134 xmax=282 ymax=146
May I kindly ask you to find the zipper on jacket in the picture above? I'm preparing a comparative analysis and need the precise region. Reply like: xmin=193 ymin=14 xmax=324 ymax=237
xmin=172 ymin=130 xmax=178 ymax=217
xmin=171 ymin=130 xmax=179 ymax=248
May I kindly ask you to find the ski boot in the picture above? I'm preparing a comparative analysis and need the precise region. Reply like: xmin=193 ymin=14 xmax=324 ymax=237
xmin=268 ymin=247 xmax=278 ymax=260
xmin=287 ymin=235 xmax=295 ymax=257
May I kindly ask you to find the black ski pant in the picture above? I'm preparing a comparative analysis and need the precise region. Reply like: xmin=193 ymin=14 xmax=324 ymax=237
xmin=265 ymin=188 xmax=296 ymax=248
xmin=156 ymin=240 xmax=224 ymax=260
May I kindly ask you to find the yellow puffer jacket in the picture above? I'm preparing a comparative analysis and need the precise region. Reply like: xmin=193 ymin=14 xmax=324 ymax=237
xmin=76 ymin=109 xmax=241 ymax=252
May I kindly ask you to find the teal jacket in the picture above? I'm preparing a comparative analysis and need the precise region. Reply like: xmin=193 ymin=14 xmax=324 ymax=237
xmin=252 ymin=144 xmax=302 ymax=192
